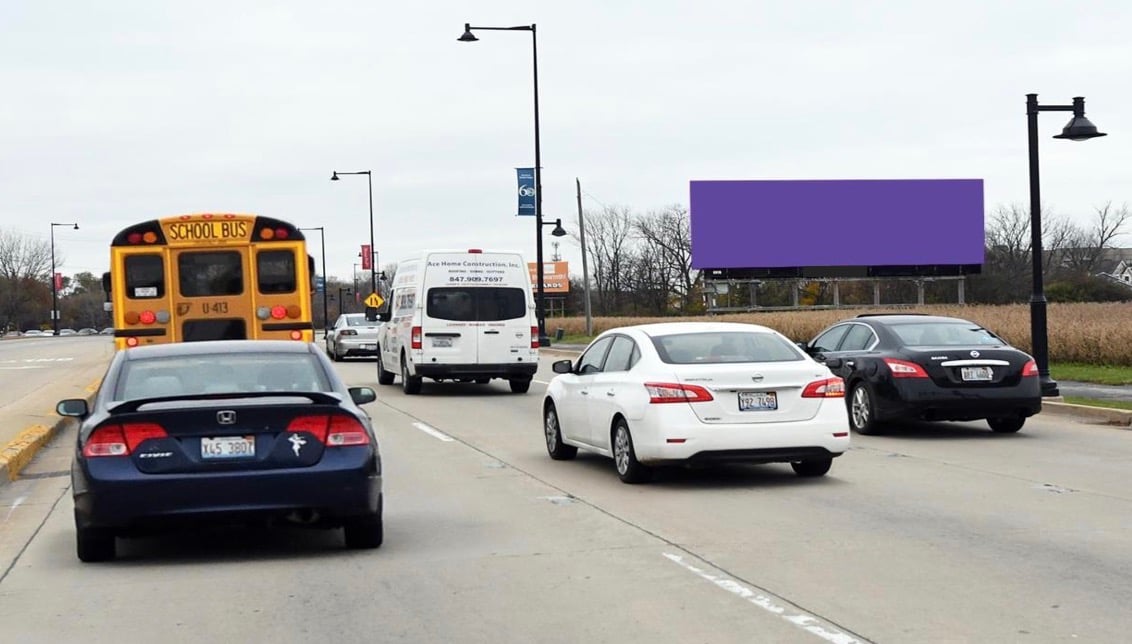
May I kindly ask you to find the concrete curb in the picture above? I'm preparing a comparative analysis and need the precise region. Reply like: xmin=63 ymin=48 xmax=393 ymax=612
xmin=0 ymin=416 xmax=72 ymax=483
xmin=1041 ymin=401 xmax=1132 ymax=428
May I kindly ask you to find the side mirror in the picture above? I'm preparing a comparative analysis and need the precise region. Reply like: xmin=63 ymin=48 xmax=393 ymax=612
xmin=377 ymin=309 xmax=391 ymax=322
xmin=57 ymin=398 xmax=89 ymax=418
xmin=364 ymin=306 xmax=378 ymax=322
xmin=552 ymin=359 xmax=574 ymax=374
xmin=349 ymin=387 xmax=377 ymax=405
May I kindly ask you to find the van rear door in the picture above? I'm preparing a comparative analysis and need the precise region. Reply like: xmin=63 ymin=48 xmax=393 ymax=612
xmin=422 ymin=287 xmax=479 ymax=365
xmin=474 ymin=287 xmax=534 ymax=364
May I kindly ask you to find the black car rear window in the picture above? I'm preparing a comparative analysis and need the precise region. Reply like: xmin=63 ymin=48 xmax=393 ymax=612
xmin=891 ymin=323 xmax=1004 ymax=347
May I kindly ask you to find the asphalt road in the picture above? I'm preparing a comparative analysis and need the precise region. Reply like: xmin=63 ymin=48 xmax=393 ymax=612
xmin=1 ymin=349 xmax=1130 ymax=642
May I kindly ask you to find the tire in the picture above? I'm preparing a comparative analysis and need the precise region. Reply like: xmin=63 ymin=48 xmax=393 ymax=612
xmin=376 ymin=351 xmax=395 ymax=385
xmin=612 ymin=419 xmax=652 ymax=484
xmin=474 ymin=378 xmax=490 ymax=385
xmin=401 ymin=354 xmax=421 ymax=395
xmin=76 ymin=524 xmax=116 ymax=562
xmin=329 ymin=342 xmax=343 ymax=362
xmin=849 ymin=381 xmax=884 ymax=435
xmin=343 ymin=496 xmax=383 ymax=549
xmin=987 ymin=416 xmax=1025 ymax=433
xmin=791 ymin=458 xmax=833 ymax=477
xmin=544 ymin=401 xmax=577 ymax=460
xmin=509 ymin=378 xmax=531 ymax=394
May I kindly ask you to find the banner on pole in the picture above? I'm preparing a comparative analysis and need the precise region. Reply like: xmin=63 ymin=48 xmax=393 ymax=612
xmin=516 ymin=168 xmax=536 ymax=216
xmin=361 ymin=244 xmax=372 ymax=270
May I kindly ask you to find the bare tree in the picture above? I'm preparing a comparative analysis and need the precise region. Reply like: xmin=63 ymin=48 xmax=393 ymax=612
xmin=1053 ymin=202 xmax=1131 ymax=275
xmin=0 ymin=229 xmax=53 ymax=330
xmin=634 ymin=204 xmax=699 ymax=312
xmin=578 ymin=206 xmax=636 ymax=315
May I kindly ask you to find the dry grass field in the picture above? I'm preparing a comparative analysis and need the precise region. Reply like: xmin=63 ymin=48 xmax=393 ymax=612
xmin=547 ymin=302 xmax=1129 ymax=365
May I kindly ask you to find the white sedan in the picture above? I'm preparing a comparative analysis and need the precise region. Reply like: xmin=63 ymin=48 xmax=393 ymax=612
xmin=542 ymin=322 xmax=851 ymax=483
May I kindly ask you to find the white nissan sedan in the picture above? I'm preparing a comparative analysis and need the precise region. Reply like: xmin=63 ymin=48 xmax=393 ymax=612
xmin=542 ymin=322 xmax=851 ymax=483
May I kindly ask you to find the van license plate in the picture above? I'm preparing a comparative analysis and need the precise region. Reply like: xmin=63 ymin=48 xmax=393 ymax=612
xmin=432 ymin=338 xmax=452 ymax=348
xmin=738 ymin=391 xmax=777 ymax=411
xmin=961 ymin=366 xmax=993 ymax=381
xmin=201 ymin=436 xmax=255 ymax=459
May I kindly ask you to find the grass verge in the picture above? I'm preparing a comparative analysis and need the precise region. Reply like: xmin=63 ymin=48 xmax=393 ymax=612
xmin=1062 ymin=396 xmax=1132 ymax=411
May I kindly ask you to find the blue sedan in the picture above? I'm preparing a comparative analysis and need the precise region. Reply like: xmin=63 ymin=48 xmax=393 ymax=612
xmin=57 ymin=340 xmax=383 ymax=562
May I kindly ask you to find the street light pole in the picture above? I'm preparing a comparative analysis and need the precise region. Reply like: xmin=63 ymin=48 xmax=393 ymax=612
xmin=459 ymin=22 xmax=554 ymax=345
xmin=1025 ymin=93 xmax=1106 ymax=397
xmin=49 ymin=222 xmax=79 ymax=335
xmin=299 ymin=226 xmax=329 ymax=337
xmin=330 ymin=170 xmax=377 ymax=302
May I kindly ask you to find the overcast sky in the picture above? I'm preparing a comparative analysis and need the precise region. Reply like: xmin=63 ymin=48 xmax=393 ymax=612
xmin=1 ymin=0 xmax=1128 ymax=283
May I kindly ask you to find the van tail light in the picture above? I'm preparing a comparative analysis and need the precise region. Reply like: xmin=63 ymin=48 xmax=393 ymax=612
xmin=411 ymin=326 xmax=422 ymax=350
xmin=645 ymin=382 xmax=714 ymax=403
xmin=884 ymin=358 xmax=930 ymax=378
xmin=531 ymin=326 xmax=539 ymax=350
xmin=83 ymin=422 xmax=168 ymax=457
xmin=1022 ymin=359 xmax=1039 ymax=377
xmin=801 ymin=377 xmax=845 ymax=398
xmin=287 ymin=415 xmax=369 ymax=446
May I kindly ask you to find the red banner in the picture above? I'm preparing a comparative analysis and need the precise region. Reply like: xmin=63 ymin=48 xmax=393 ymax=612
xmin=54 ymin=272 xmax=63 ymax=291
xmin=361 ymin=245 xmax=372 ymax=270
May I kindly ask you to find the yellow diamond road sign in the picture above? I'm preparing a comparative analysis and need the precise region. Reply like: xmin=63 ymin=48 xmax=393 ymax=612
xmin=364 ymin=293 xmax=384 ymax=309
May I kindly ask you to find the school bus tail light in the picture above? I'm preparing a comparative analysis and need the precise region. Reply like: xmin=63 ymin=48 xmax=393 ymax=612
xmin=286 ymin=305 xmax=302 ymax=319
xmin=270 ymin=306 xmax=287 ymax=320
xmin=139 ymin=310 xmax=157 ymax=325
xmin=290 ymin=331 xmax=303 ymax=340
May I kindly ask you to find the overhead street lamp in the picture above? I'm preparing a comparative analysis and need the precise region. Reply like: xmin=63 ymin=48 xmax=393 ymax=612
xmin=299 ymin=226 xmax=329 ymax=337
xmin=1025 ymin=93 xmax=1106 ymax=397
xmin=49 ymin=222 xmax=79 ymax=335
xmin=459 ymin=22 xmax=562 ymax=346
xmin=330 ymin=170 xmax=377 ymax=307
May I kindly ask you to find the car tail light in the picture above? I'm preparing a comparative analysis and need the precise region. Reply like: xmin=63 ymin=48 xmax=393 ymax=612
xmin=1022 ymin=359 xmax=1039 ymax=377
xmin=340 ymin=329 xmax=358 ymax=337
xmin=287 ymin=415 xmax=369 ymax=446
xmin=645 ymin=382 xmax=714 ymax=403
xmin=83 ymin=425 xmax=129 ymax=457
xmin=801 ymin=377 xmax=845 ymax=398
xmin=531 ymin=326 xmax=539 ymax=350
xmin=884 ymin=358 xmax=929 ymax=378
xmin=122 ymin=422 xmax=168 ymax=451
xmin=327 ymin=415 xmax=370 ymax=446
xmin=411 ymin=326 xmax=422 ymax=350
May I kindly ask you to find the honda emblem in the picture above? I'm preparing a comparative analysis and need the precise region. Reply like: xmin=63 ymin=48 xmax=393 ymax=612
xmin=216 ymin=410 xmax=237 ymax=425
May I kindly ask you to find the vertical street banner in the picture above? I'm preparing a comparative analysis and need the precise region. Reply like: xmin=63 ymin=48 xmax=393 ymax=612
xmin=516 ymin=167 xmax=536 ymax=216
xmin=361 ymin=244 xmax=372 ymax=270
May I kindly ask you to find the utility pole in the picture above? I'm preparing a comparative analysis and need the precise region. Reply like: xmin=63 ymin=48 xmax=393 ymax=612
xmin=576 ymin=178 xmax=593 ymax=336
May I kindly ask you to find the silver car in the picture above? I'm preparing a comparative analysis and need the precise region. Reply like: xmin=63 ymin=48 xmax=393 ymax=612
xmin=326 ymin=313 xmax=382 ymax=361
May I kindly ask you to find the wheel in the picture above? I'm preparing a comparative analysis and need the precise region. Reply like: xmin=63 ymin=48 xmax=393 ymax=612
xmin=376 ymin=351 xmax=395 ymax=385
xmin=329 ymin=342 xmax=342 ymax=362
xmin=612 ymin=419 xmax=652 ymax=484
xmin=343 ymin=496 xmax=383 ymax=549
xmin=76 ymin=523 xmax=116 ymax=562
xmin=849 ymin=382 xmax=884 ymax=435
xmin=509 ymin=378 xmax=531 ymax=394
xmin=791 ymin=458 xmax=833 ymax=477
xmin=474 ymin=378 xmax=490 ymax=384
xmin=401 ymin=354 xmax=422 ymax=395
xmin=987 ymin=416 xmax=1025 ymax=433
xmin=544 ymin=402 xmax=577 ymax=460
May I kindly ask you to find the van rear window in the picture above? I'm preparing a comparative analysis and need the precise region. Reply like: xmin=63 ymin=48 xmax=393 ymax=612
xmin=427 ymin=287 xmax=527 ymax=322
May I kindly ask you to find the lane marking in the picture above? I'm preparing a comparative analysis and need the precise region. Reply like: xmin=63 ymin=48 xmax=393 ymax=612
xmin=534 ymin=379 xmax=551 ymax=385
xmin=663 ymin=553 xmax=865 ymax=644
xmin=3 ymin=495 xmax=26 ymax=523
xmin=412 ymin=422 xmax=454 ymax=442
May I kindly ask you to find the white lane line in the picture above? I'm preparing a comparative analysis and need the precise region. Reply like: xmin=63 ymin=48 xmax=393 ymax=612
xmin=534 ymin=379 xmax=551 ymax=385
xmin=412 ymin=422 xmax=454 ymax=442
xmin=3 ymin=496 xmax=27 ymax=524
xmin=663 ymin=553 xmax=864 ymax=644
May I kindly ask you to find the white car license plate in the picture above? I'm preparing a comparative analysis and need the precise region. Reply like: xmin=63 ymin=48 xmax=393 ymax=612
xmin=961 ymin=366 xmax=994 ymax=381
xmin=363 ymin=343 xmax=376 ymax=350
xmin=738 ymin=391 xmax=778 ymax=411
xmin=201 ymin=436 xmax=255 ymax=459
xmin=432 ymin=337 xmax=452 ymax=348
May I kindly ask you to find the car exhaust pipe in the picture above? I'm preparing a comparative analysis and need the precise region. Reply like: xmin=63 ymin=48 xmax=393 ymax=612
xmin=284 ymin=509 xmax=320 ymax=525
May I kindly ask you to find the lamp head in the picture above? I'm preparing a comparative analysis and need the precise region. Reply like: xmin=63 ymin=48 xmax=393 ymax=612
xmin=550 ymin=219 xmax=567 ymax=237
xmin=330 ymin=171 xmax=340 ymax=181
xmin=1053 ymin=97 xmax=1107 ymax=141
xmin=73 ymin=223 xmax=79 ymax=230
xmin=458 ymin=24 xmax=478 ymax=42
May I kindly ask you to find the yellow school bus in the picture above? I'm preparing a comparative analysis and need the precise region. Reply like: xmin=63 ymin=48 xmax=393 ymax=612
xmin=104 ymin=213 xmax=315 ymax=349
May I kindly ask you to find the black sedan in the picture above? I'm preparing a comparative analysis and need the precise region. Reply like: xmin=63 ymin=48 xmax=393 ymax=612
xmin=57 ymin=340 xmax=383 ymax=562
xmin=802 ymin=314 xmax=1041 ymax=434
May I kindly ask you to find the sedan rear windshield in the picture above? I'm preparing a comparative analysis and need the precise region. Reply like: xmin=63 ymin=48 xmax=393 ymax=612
xmin=114 ymin=353 xmax=331 ymax=400
xmin=890 ymin=323 xmax=1004 ymax=347
xmin=427 ymin=287 xmax=527 ymax=322
xmin=651 ymin=331 xmax=804 ymax=364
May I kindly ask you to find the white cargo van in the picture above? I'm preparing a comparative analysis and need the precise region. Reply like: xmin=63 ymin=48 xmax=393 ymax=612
xmin=376 ymin=249 xmax=539 ymax=394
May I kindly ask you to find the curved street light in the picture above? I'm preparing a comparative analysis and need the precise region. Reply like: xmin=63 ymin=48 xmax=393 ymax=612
xmin=50 ymin=222 xmax=79 ymax=335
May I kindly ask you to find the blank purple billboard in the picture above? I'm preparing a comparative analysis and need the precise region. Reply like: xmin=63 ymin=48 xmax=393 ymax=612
xmin=690 ymin=179 xmax=984 ymax=269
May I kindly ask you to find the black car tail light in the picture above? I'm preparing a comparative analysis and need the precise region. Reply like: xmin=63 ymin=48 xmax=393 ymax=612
xmin=287 ymin=415 xmax=369 ymax=446
xmin=83 ymin=422 xmax=168 ymax=457
xmin=801 ymin=377 xmax=845 ymax=398
xmin=1022 ymin=359 xmax=1038 ymax=376
xmin=884 ymin=358 xmax=930 ymax=378
xmin=644 ymin=382 xmax=714 ymax=403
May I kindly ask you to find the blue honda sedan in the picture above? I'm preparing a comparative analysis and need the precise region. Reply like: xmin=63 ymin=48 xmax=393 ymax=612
xmin=57 ymin=340 xmax=383 ymax=562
